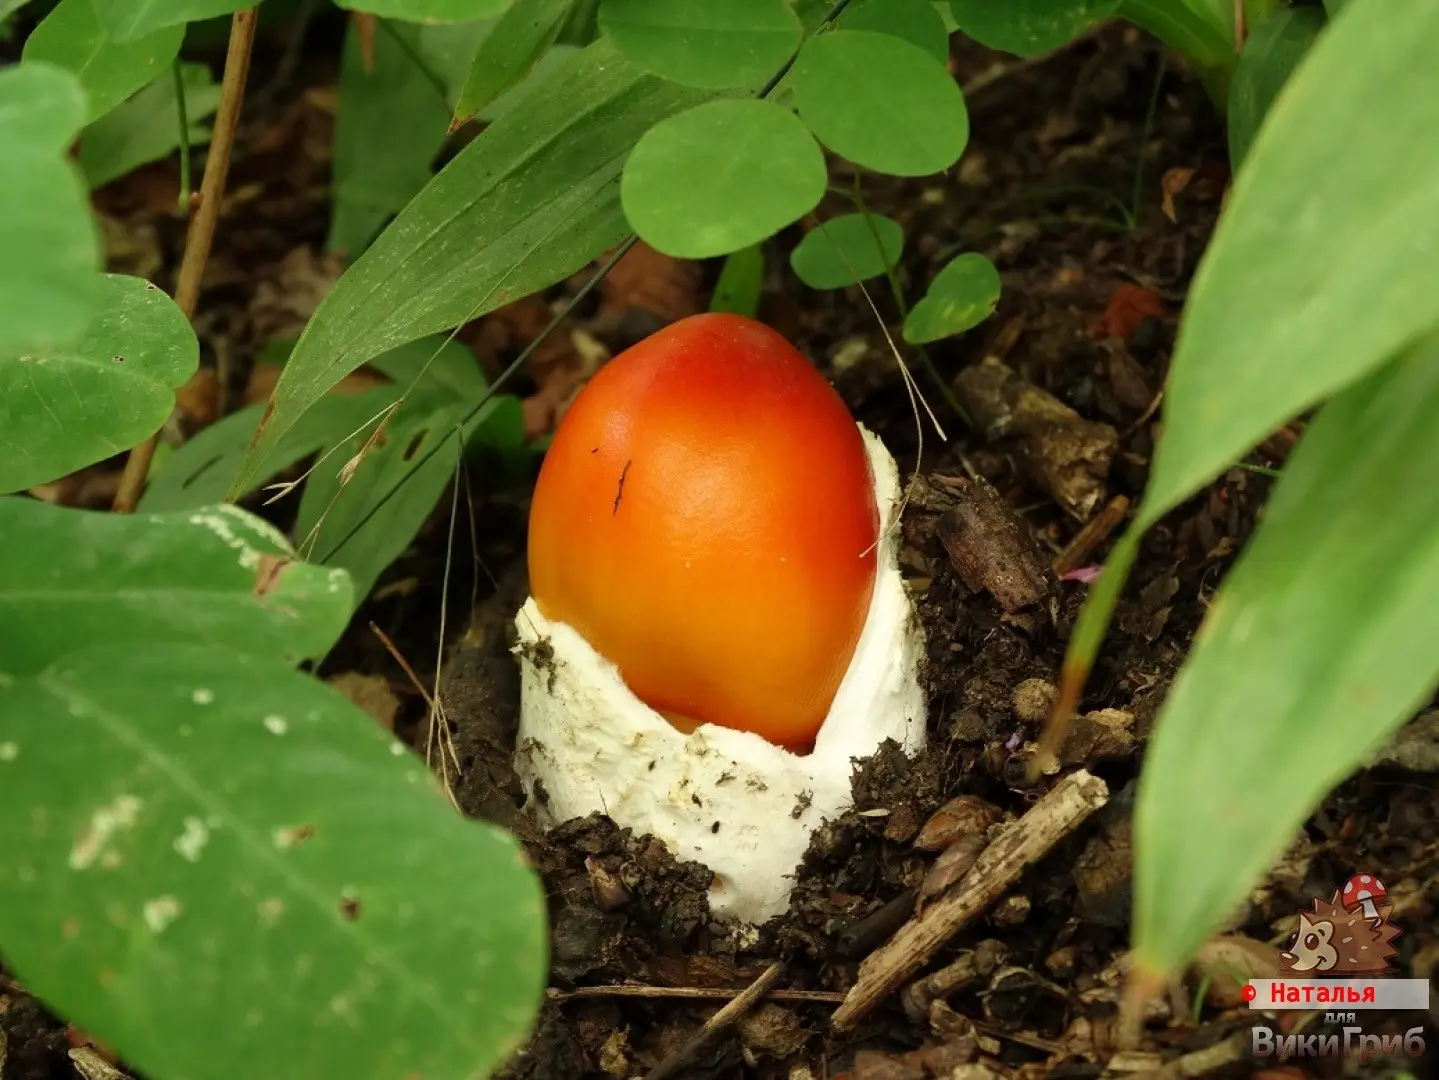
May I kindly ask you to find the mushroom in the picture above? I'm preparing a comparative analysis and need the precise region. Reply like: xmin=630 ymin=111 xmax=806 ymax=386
xmin=1340 ymin=873 xmax=1387 ymax=921
xmin=513 ymin=313 xmax=925 ymax=924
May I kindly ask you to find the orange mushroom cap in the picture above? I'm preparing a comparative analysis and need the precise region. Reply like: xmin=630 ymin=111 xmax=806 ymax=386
xmin=527 ymin=312 xmax=879 ymax=750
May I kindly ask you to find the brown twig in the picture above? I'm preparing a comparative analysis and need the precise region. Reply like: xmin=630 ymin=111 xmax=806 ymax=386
xmin=112 ymin=8 xmax=260 ymax=513
xmin=548 ymin=983 xmax=844 ymax=1005
xmin=830 ymin=771 xmax=1110 ymax=1030
xmin=642 ymin=962 xmax=785 ymax=1080
xmin=1055 ymin=494 xmax=1130 ymax=576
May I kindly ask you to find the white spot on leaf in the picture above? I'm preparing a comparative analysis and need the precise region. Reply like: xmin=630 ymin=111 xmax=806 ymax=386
xmin=173 ymin=817 xmax=210 ymax=862
xmin=70 ymin=794 xmax=143 ymax=870
xmin=263 ymin=714 xmax=288 ymax=735
xmin=0 ymin=742 xmax=18 ymax=762
xmin=143 ymin=895 xmax=182 ymax=933
xmin=192 ymin=688 xmax=214 ymax=705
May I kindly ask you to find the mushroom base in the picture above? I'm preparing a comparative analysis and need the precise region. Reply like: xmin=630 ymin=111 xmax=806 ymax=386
xmin=511 ymin=426 xmax=926 ymax=925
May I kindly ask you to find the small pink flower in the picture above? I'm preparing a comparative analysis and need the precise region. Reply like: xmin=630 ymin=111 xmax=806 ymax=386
xmin=1060 ymin=565 xmax=1103 ymax=584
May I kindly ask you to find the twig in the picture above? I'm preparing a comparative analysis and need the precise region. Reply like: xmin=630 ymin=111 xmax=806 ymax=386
xmin=548 ymin=983 xmax=844 ymax=1005
xmin=830 ymin=770 xmax=1109 ymax=1030
xmin=68 ymin=1046 xmax=135 ymax=1080
xmin=1055 ymin=494 xmax=1130 ymax=575
xmin=112 ymin=8 xmax=259 ymax=513
xmin=642 ymin=962 xmax=786 ymax=1080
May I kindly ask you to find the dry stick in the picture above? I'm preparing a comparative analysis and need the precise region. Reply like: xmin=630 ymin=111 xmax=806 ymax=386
xmin=548 ymin=984 xmax=844 ymax=1005
xmin=830 ymin=770 xmax=1110 ymax=1031
xmin=112 ymin=8 xmax=260 ymax=514
xmin=642 ymin=962 xmax=786 ymax=1080
xmin=1055 ymin=494 xmax=1130 ymax=576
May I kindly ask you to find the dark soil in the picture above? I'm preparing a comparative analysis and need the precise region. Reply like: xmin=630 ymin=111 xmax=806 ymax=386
xmin=5 ymin=15 xmax=1439 ymax=1080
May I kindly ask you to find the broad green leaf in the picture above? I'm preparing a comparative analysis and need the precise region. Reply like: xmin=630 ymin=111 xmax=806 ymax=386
xmin=228 ymin=38 xmax=711 ymax=499
xmin=0 ymin=274 xmax=198 ymax=493
xmin=790 ymin=30 xmax=967 ymax=177
xmin=838 ymin=0 xmax=950 ymax=62
xmin=298 ymin=397 xmax=524 ymax=600
xmin=1137 ymin=0 xmax=1439 ymax=528
xmin=90 ymin=0 xmax=256 ymax=44
xmin=932 ymin=2 xmax=959 ymax=32
xmin=598 ymin=0 xmax=800 ymax=89
xmin=329 ymin=18 xmax=451 ymax=257
xmin=948 ymin=0 xmax=1121 ymax=54
xmin=336 ymin=0 xmax=513 ymax=20
xmin=79 ymin=63 xmax=222 ymax=190
xmin=1322 ymin=0 xmax=1349 ymax=14
xmin=452 ymin=0 xmax=574 ymax=126
xmin=0 ymin=499 xmax=352 ymax=677
xmin=789 ymin=212 xmax=903 ymax=290
xmin=1133 ymin=331 xmax=1439 ymax=977
xmin=902 ymin=252 xmax=1000 ymax=343
xmin=0 ymin=643 xmax=546 ymax=1080
xmin=22 ymin=0 xmax=184 ymax=123
xmin=1227 ymin=7 xmax=1324 ymax=168
xmin=710 ymin=244 xmax=764 ymax=315
xmin=622 ymin=98 xmax=825 ymax=258
xmin=0 ymin=62 xmax=102 ymax=355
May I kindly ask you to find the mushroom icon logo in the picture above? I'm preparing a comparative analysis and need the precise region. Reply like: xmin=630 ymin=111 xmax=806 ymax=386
xmin=1341 ymin=873 xmax=1387 ymax=921
xmin=1278 ymin=873 xmax=1401 ymax=976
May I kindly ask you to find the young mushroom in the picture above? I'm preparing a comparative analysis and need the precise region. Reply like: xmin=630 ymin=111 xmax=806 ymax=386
xmin=1340 ymin=873 xmax=1387 ymax=921
xmin=513 ymin=312 xmax=925 ymax=924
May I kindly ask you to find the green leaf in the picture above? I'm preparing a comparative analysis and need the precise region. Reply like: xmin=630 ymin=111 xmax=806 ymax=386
xmin=298 ymin=397 xmax=523 ymax=601
xmin=0 ymin=274 xmax=198 ymax=493
xmin=452 ymin=0 xmax=574 ymax=126
xmin=622 ymin=98 xmax=825 ymax=258
xmin=336 ymin=0 xmax=514 ymax=21
xmin=90 ymin=0 xmax=256 ymax=44
xmin=329 ymin=18 xmax=452 ymax=257
xmin=410 ymin=17 xmax=499 ymax=108
xmin=1 ymin=0 xmax=37 ymax=22
xmin=710 ymin=244 xmax=765 ymax=315
xmin=598 ymin=0 xmax=800 ymax=90
xmin=789 ymin=212 xmax=903 ymax=290
xmin=1117 ymin=0 xmax=1234 ymax=105
xmin=932 ymin=1 xmax=959 ymax=32
xmin=22 ymin=0 xmax=184 ymax=123
xmin=142 ymin=338 xmax=490 ymax=512
xmin=0 ymin=642 xmax=546 ymax=1080
xmin=228 ymin=38 xmax=711 ymax=499
xmin=79 ymin=63 xmax=223 ymax=190
xmin=1133 ymin=331 xmax=1439 ymax=977
xmin=902 ymin=252 xmax=1000 ymax=343
xmin=838 ymin=0 xmax=951 ymax=63
xmin=0 ymin=499 xmax=352 ymax=677
xmin=1321 ymin=0 xmax=1349 ymax=14
xmin=949 ymin=0 xmax=1121 ymax=54
xmin=0 ymin=62 xmax=102 ymax=355
xmin=364 ymin=335 xmax=490 ymax=403
xmin=1137 ymin=0 xmax=1439 ymax=528
xmin=1227 ymin=7 xmax=1324 ymax=168
xmin=790 ymin=30 xmax=968 ymax=177
xmin=138 ymin=393 xmax=396 ymax=513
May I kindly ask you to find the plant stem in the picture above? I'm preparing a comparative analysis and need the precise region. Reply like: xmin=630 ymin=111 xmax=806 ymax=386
xmin=1129 ymin=51 xmax=1168 ymax=231
xmin=849 ymin=180 xmax=970 ymax=427
xmin=113 ymin=8 xmax=259 ymax=514
xmin=173 ymin=60 xmax=192 ymax=212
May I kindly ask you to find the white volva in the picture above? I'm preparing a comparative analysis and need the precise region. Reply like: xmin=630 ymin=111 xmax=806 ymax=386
xmin=512 ymin=426 xmax=926 ymax=925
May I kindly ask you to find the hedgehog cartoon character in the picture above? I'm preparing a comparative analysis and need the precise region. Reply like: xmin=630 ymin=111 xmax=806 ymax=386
xmin=1279 ymin=881 xmax=1401 ymax=975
